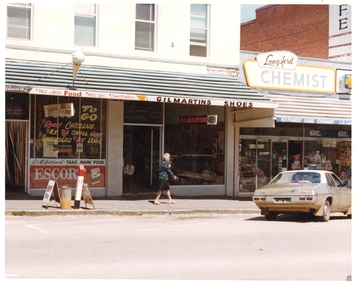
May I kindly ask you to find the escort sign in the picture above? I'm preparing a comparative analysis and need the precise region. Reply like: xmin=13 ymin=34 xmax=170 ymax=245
xmin=244 ymin=59 xmax=335 ymax=93
xmin=30 ymin=159 xmax=105 ymax=188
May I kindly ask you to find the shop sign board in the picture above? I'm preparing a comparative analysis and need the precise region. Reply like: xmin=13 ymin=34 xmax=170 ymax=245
xmin=44 ymin=103 xmax=75 ymax=117
xmin=42 ymin=179 xmax=61 ymax=207
xmin=335 ymin=69 xmax=352 ymax=94
xmin=276 ymin=117 xmax=351 ymax=125
xmin=29 ymin=87 xmax=277 ymax=109
xmin=179 ymin=115 xmax=218 ymax=125
xmin=30 ymin=159 xmax=105 ymax=188
xmin=244 ymin=60 xmax=335 ymax=93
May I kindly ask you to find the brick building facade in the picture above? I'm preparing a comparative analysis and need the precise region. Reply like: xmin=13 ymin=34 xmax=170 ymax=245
xmin=240 ymin=5 xmax=329 ymax=59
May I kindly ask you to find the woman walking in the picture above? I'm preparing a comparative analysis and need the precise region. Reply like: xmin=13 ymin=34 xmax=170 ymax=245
xmin=154 ymin=153 xmax=177 ymax=205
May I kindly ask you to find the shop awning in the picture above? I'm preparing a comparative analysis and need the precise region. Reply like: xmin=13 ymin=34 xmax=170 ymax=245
xmin=5 ymin=59 xmax=278 ymax=111
xmin=265 ymin=92 xmax=352 ymax=125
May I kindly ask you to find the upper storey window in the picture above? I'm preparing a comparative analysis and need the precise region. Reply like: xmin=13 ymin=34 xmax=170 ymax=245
xmin=135 ymin=4 xmax=155 ymax=51
xmin=190 ymin=4 xmax=208 ymax=57
xmin=7 ymin=3 xmax=31 ymax=39
xmin=74 ymin=4 xmax=97 ymax=47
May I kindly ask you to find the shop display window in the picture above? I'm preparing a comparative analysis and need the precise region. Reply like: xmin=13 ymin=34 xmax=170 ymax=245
xmin=239 ymin=139 xmax=256 ymax=192
xmin=239 ymin=139 xmax=271 ymax=192
xmin=164 ymin=104 xmax=225 ymax=185
xmin=304 ymin=140 xmax=351 ymax=185
xmin=30 ymin=96 xmax=106 ymax=159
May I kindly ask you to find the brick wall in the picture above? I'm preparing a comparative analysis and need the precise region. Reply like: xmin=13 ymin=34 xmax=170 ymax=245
xmin=240 ymin=5 xmax=329 ymax=59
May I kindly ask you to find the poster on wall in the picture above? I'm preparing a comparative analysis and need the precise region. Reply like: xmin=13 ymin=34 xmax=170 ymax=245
xmin=43 ymin=141 xmax=58 ymax=157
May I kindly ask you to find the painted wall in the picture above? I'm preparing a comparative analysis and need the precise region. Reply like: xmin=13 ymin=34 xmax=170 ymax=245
xmin=6 ymin=2 xmax=241 ymax=74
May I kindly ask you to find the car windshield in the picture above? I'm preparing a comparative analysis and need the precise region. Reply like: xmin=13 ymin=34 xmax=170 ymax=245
xmin=269 ymin=172 xmax=321 ymax=184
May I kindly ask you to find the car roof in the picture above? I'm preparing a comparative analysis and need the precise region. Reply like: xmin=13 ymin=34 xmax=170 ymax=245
xmin=279 ymin=170 xmax=334 ymax=174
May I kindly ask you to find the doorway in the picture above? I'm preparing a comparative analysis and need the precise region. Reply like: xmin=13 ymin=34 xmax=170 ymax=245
xmin=5 ymin=121 xmax=28 ymax=193
xmin=271 ymin=141 xmax=287 ymax=177
xmin=123 ymin=126 xmax=161 ymax=193
xmin=288 ymin=140 xmax=303 ymax=170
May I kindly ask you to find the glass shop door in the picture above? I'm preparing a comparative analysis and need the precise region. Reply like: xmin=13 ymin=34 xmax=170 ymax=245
xmin=271 ymin=141 xmax=288 ymax=178
xmin=123 ymin=126 xmax=161 ymax=193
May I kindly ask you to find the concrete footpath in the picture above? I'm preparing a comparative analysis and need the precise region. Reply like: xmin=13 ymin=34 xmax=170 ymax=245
xmin=5 ymin=192 xmax=260 ymax=217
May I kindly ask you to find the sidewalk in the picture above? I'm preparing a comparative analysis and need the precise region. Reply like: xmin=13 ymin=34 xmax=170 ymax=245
xmin=5 ymin=192 xmax=260 ymax=217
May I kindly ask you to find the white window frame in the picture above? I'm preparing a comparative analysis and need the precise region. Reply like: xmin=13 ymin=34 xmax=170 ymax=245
xmin=190 ymin=4 xmax=209 ymax=57
xmin=7 ymin=3 xmax=32 ymax=40
xmin=74 ymin=3 xmax=97 ymax=47
xmin=135 ymin=4 xmax=156 ymax=51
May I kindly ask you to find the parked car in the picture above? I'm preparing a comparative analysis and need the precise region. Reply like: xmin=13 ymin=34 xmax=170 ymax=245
xmin=252 ymin=170 xmax=352 ymax=222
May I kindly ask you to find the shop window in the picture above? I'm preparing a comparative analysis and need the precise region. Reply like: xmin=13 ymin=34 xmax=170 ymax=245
xmin=31 ymin=96 xmax=106 ymax=159
xmin=74 ymin=3 xmax=97 ymax=46
xmin=30 ymin=96 xmax=106 ymax=189
xmin=6 ymin=92 xmax=29 ymax=120
xmin=239 ymin=139 xmax=257 ymax=192
xmin=7 ymin=3 xmax=31 ymax=39
xmin=304 ymin=140 xmax=351 ymax=184
xmin=190 ymin=4 xmax=208 ymax=57
xmin=239 ymin=139 xmax=271 ymax=192
xmin=165 ymin=104 xmax=224 ymax=185
xmin=135 ymin=4 xmax=155 ymax=51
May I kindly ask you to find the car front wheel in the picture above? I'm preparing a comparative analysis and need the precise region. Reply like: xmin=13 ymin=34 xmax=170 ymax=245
xmin=318 ymin=200 xmax=330 ymax=222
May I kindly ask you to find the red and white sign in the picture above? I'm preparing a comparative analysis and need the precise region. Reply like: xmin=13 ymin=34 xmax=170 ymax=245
xmin=44 ymin=103 xmax=75 ymax=118
xmin=30 ymin=163 xmax=105 ymax=188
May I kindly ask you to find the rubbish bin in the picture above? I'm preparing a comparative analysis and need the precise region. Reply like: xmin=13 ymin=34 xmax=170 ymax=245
xmin=60 ymin=186 xmax=72 ymax=209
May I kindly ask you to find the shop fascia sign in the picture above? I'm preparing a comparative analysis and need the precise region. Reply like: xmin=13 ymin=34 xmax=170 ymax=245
xmin=336 ymin=69 xmax=352 ymax=94
xmin=244 ymin=51 xmax=335 ymax=93
xmin=28 ymin=87 xmax=276 ymax=109
xmin=180 ymin=115 xmax=218 ymax=125
xmin=276 ymin=117 xmax=351 ymax=125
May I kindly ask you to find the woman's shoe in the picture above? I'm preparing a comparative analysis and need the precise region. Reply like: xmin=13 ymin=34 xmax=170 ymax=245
xmin=168 ymin=200 xmax=176 ymax=204
xmin=154 ymin=201 xmax=161 ymax=205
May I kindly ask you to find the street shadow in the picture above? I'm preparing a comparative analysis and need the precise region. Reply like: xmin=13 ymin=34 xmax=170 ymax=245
xmin=6 ymin=191 xmax=42 ymax=200
xmin=246 ymin=213 xmax=351 ymax=223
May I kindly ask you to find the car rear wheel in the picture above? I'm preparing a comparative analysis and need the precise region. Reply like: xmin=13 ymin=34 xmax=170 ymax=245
xmin=318 ymin=200 xmax=330 ymax=222
xmin=265 ymin=212 xmax=278 ymax=221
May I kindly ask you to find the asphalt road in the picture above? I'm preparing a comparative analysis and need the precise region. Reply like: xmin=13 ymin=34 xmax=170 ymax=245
xmin=5 ymin=213 xmax=352 ymax=282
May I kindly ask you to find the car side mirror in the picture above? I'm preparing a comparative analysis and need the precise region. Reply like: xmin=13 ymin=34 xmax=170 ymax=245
xmin=342 ymin=181 xmax=348 ymax=187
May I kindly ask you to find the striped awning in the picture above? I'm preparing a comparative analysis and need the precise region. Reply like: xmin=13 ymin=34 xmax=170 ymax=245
xmin=265 ymin=92 xmax=352 ymax=125
xmin=5 ymin=59 xmax=278 ymax=109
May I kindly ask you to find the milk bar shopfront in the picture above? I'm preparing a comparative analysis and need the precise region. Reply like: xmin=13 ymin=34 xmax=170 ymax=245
xmin=235 ymin=51 xmax=352 ymax=196
xmin=5 ymin=59 xmax=277 ymax=197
